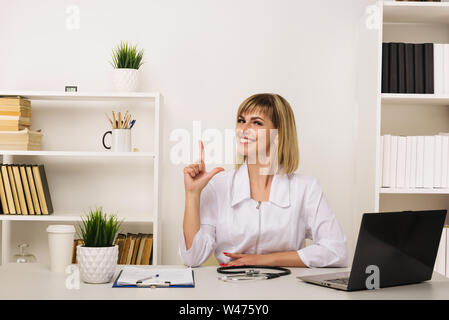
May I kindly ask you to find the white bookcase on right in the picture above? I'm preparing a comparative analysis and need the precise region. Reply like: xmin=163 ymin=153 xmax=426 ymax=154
xmin=378 ymin=1 xmax=449 ymax=277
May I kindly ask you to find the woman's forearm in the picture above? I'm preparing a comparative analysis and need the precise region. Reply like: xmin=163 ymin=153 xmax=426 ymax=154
xmin=266 ymin=251 xmax=307 ymax=267
xmin=183 ymin=191 xmax=201 ymax=250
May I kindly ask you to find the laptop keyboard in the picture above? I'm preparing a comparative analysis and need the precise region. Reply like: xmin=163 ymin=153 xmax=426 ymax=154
xmin=326 ymin=278 xmax=349 ymax=285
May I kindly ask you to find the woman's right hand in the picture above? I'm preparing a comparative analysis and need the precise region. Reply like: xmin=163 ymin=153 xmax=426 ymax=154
xmin=184 ymin=140 xmax=224 ymax=195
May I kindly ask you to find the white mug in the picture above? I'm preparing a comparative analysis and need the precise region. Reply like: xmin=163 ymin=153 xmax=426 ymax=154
xmin=102 ymin=129 xmax=132 ymax=152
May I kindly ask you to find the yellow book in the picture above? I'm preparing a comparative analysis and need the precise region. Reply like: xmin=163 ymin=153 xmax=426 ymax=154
xmin=136 ymin=234 xmax=147 ymax=265
xmin=141 ymin=234 xmax=153 ymax=265
xmin=126 ymin=234 xmax=136 ymax=265
xmin=1 ymin=165 xmax=15 ymax=214
xmin=19 ymin=166 xmax=34 ymax=215
xmin=26 ymin=166 xmax=41 ymax=215
xmin=12 ymin=166 xmax=27 ymax=215
xmin=0 ymin=97 xmax=31 ymax=108
xmin=32 ymin=165 xmax=53 ymax=215
xmin=7 ymin=165 xmax=21 ymax=214
xmin=0 ymin=168 xmax=8 ymax=214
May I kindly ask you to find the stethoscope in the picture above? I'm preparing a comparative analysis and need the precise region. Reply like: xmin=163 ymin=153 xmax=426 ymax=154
xmin=217 ymin=265 xmax=291 ymax=282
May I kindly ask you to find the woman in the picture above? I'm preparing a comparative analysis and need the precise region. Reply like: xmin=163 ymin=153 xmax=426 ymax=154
xmin=179 ymin=93 xmax=347 ymax=268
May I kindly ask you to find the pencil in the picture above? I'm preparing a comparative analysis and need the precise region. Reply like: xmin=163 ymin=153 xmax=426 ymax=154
xmin=112 ymin=111 xmax=117 ymax=129
xmin=124 ymin=114 xmax=131 ymax=128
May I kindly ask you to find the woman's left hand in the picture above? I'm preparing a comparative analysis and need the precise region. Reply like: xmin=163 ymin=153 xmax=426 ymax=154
xmin=223 ymin=252 xmax=273 ymax=266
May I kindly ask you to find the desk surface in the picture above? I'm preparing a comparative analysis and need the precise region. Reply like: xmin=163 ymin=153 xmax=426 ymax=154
xmin=1 ymin=263 xmax=448 ymax=300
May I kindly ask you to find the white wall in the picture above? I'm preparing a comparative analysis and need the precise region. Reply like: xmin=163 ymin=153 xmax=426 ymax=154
xmin=0 ymin=0 xmax=377 ymax=265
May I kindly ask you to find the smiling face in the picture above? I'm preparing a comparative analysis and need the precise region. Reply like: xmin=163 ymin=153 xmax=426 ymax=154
xmin=235 ymin=110 xmax=276 ymax=163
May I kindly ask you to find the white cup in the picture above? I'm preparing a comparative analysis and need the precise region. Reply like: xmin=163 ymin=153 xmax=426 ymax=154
xmin=46 ymin=225 xmax=75 ymax=272
xmin=102 ymin=129 xmax=132 ymax=152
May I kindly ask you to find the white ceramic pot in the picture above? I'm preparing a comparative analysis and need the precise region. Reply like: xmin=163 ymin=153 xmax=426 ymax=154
xmin=77 ymin=245 xmax=118 ymax=284
xmin=112 ymin=68 xmax=139 ymax=92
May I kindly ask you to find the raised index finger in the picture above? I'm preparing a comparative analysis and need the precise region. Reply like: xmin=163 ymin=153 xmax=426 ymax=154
xmin=199 ymin=140 xmax=205 ymax=163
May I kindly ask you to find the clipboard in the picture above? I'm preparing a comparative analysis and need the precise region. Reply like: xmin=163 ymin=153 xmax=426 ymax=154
xmin=112 ymin=269 xmax=195 ymax=288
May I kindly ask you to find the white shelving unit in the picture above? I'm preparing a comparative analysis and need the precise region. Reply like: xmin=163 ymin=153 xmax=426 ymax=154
xmin=375 ymin=1 xmax=449 ymax=202
xmin=376 ymin=1 xmax=449 ymax=276
xmin=0 ymin=90 xmax=161 ymax=265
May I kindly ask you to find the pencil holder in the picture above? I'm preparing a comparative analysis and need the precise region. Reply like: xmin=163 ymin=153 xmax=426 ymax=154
xmin=102 ymin=129 xmax=132 ymax=152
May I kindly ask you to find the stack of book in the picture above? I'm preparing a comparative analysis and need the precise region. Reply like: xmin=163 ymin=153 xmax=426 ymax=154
xmin=0 ymin=97 xmax=42 ymax=150
xmin=72 ymin=233 xmax=153 ymax=265
xmin=0 ymin=129 xmax=42 ymax=151
xmin=382 ymin=42 xmax=434 ymax=94
xmin=381 ymin=134 xmax=449 ymax=189
xmin=0 ymin=164 xmax=53 ymax=215
xmin=0 ymin=97 xmax=32 ymax=130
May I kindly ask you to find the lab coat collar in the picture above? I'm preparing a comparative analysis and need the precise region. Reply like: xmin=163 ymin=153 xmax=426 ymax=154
xmin=231 ymin=162 xmax=290 ymax=208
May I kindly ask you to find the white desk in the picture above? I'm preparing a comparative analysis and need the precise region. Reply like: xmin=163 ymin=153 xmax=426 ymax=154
xmin=1 ymin=263 xmax=448 ymax=300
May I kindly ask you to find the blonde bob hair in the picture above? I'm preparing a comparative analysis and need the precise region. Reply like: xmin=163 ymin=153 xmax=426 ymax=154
xmin=235 ymin=93 xmax=299 ymax=175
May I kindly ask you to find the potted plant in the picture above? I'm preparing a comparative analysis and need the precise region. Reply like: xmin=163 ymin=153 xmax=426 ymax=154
xmin=76 ymin=207 xmax=123 ymax=284
xmin=110 ymin=41 xmax=144 ymax=92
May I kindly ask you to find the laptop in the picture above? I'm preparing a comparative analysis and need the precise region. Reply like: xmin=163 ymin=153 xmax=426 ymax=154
xmin=298 ymin=210 xmax=447 ymax=291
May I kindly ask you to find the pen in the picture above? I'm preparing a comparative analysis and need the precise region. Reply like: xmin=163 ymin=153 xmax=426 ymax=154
xmin=129 ymin=119 xmax=136 ymax=129
xmin=136 ymin=274 xmax=159 ymax=283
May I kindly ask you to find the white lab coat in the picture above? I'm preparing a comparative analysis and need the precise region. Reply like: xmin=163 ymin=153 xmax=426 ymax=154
xmin=179 ymin=163 xmax=348 ymax=268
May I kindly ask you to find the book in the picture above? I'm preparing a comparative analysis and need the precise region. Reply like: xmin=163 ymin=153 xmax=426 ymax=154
xmin=434 ymin=135 xmax=443 ymax=188
xmin=0 ymin=128 xmax=42 ymax=145
xmin=131 ymin=234 xmax=143 ymax=264
xmin=136 ymin=234 xmax=147 ymax=265
xmin=398 ymin=43 xmax=406 ymax=93
xmin=7 ymin=165 xmax=21 ymax=214
xmin=19 ymin=166 xmax=34 ymax=214
xmin=405 ymin=136 xmax=413 ymax=188
xmin=442 ymin=135 xmax=449 ymax=188
xmin=390 ymin=136 xmax=398 ymax=188
xmin=26 ymin=165 xmax=41 ymax=215
xmin=1 ymin=165 xmax=15 ymax=214
xmin=0 ymin=167 xmax=8 ymax=214
xmin=12 ymin=165 xmax=28 ymax=215
xmin=126 ymin=234 xmax=137 ymax=265
xmin=382 ymin=43 xmax=390 ymax=93
xmin=445 ymin=45 xmax=449 ymax=94
xmin=405 ymin=43 xmax=415 ymax=93
xmin=32 ymin=165 xmax=53 ymax=214
xmin=72 ymin=239 xmax=84 ymax=264
xmin=434 ymin=43 xmax=444 ymax=94
xmin=414 ymin=44 xmax=425 ymax=94
xmin=416 ymin=136 xmax=425 ymax=188
xmin=423 ymin=135 xmax=435 ymax=188
xmin=423 ymin=43 xmax=434 ymax=94
xmin=141 ymin=234 xmax=153 ymax=265
xmin=389 ymin=43 xmax=399 ymax=93
xmin=0 ymin=97 xmax=31 ymax=108
xmin=120 ymin=235 xmax=132 ymax=264
xmin=382 ymin=135 xmax=391 ymax=187
xmin=409 ymin=136 xmax=418 ymax=189
xmin=115 ymin=234 xmax=127 ymax=264
xmin=396 ymin=136 xmax=407 ymax=188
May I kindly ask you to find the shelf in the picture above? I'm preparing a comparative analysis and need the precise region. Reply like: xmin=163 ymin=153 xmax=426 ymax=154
xmin=380 ymin=188 xmax=449 ymax=195
xmin=381 ymin=94 xmax=449 ymax=106
xmin=384 ymin=1 xmax=449 ymax=24
xmin=0 ymin=150 xmax=155 ymax=158
xmin=0 ymin=90 xmax=160 ymax=102
xmin=0 ymin=214 xmax=153 ymax=222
